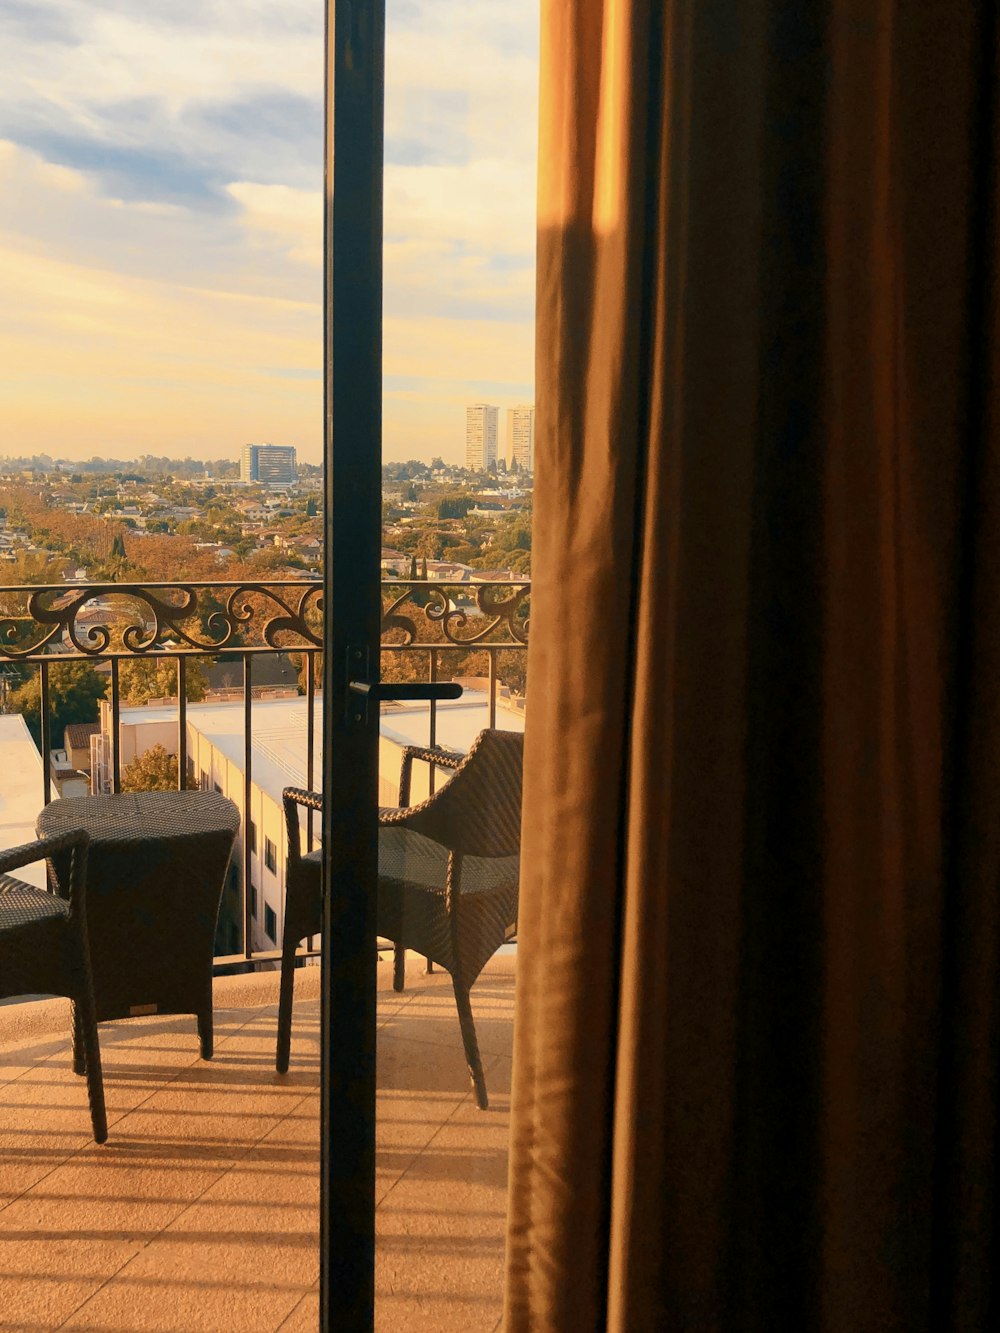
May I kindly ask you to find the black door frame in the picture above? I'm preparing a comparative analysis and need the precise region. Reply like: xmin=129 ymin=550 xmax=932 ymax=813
xmin=320 ymin=1 xmax=385 ymax=1327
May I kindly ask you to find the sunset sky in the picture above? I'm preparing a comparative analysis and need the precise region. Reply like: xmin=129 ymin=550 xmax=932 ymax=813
xmin=0 ymin=1 xmax=537 ymax=465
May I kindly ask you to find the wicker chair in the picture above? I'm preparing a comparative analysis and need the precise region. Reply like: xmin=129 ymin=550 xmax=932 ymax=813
xmin=0 ymin=831 xmax=107 ymax=1144
xmin=277 ymin=728 xmax=523 ymax=1108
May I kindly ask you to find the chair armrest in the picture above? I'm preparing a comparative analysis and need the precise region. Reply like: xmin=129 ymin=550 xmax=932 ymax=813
xmin=1 ymin=830 xmax=89 ymax=907
xmin=282 ymin=788 xmax=324 ymax=814
xmin=397 ymin=744 xmax=464 ymax=807
xmin=282 ymin=789 xmax=323 ymax=869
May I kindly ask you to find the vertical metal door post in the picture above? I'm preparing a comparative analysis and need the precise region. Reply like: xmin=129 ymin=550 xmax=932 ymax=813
xmin=321 ymin=1 xmax=385 ymax=1328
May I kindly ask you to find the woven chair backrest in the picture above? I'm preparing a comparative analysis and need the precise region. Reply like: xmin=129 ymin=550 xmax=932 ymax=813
xmin=402 ymin=729 xmax=524 ymax=859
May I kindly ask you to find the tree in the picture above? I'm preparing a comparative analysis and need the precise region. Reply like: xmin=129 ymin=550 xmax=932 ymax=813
xmin=10 ymin=661 xmax=107 ymax=749
xmin=446 ymin=543 xmax=479 ymax=564
xmin=118 ymin=656 xmax=208 ymax=705
xmin=120 ymin=743 xmax=182 ymax=792
xmin=437 ymin=495 xmax=474 ymax=520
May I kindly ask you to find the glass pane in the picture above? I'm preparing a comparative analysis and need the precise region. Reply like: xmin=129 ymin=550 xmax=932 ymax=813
xmin=0 ymin=3 xmax=325 ymax=1327
xmin=376 ymin=1 xmax=537 ymax=1325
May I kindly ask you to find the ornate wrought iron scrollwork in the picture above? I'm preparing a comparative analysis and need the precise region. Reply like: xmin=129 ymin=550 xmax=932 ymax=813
xmin=0 ymin=581 xmax=324 ymax=660
xmin=0 ymin=578 xmax=527 ymax=661
xmin=380 ymin=580 xmax=530 ymax=648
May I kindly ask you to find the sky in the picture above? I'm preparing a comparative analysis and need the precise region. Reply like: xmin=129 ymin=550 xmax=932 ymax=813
xmin=0 ymin=0 xmax=538 ymax=465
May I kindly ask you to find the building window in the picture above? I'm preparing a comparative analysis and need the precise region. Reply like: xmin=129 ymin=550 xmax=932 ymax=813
xmin=250 ymin=820 xmax=257 ymax=855
xmin=264 ymin=837 xmax=277 ymax=874
xmin=264 ymin=903 xmax=277 ymax=943
xmin=251 ymin=884 xmax=258 ymax=919
xmin=213 ymin=781 xmax=223 ymax=794
xmin=200 ymin=770 xmax=209 ymax=791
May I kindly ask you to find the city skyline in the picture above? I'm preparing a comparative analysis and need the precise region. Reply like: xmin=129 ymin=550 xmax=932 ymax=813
xmin=0 ymin=2 xmax=537 ymax=466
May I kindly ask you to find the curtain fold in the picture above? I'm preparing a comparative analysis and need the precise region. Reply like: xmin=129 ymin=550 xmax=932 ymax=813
xmin=505 ymin=2 xmax=1000 ymax=1329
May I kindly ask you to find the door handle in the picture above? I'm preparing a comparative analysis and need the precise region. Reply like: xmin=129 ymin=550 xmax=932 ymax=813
xmin=346 ymin=645 xmax=462 ymax=726
xmin=348 ymin=681 xmax=463 ymax=702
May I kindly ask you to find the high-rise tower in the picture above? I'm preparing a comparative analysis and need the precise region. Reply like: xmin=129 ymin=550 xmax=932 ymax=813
xmin=240 ymin=443 xmax=297 ymax=488
xmin=505 ymin=405 xmax=535 ymax=471
xmin=465 ymin=404 xmax=499 ymax=472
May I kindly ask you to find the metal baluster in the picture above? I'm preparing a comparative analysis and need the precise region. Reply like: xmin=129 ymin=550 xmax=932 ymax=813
xmin=243 ymin=654 xmax=253 ymax=962
xmin=428 ymin=648 xmax=437 ymax=795
xmin=306 ymin=652 xmax=316 ymax=851
xmin=425 ymin=647 xmax=439 ymax=977
xmin=489 ymin=647 xmax=497 ymax=730
xmin=40 ymin=660 xmax=51 ymax=806
xmin=110 ymin=658 xmax=121 ymax=793
xmin=306 ymin=650 xmax=317 ymax=959
xmin=177 ymin=657 xmax=187 ymax=791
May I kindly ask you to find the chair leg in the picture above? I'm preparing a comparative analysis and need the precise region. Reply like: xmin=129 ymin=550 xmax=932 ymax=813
xmin=276 ymin=929 xmax=300 ymax=1074
xmin=72 ymin=993 xmax=107 ymax=1145
xmin=197 ymin=1009 xmax=214 ymax=1061
xmin=393 ymin=941 xmax=406 ymax=992
xmin=452 ymin=978 xmax=488 ymax=1110
xmin=72 ymin=1007 xmax=85 ymax=1076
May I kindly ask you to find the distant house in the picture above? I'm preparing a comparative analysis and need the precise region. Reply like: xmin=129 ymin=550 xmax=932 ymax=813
xmin=193 ymin=542 xmax=235 ymax=562
xmin=205 ymin=654 xmax=301 ymax=696
xmin=64 ymin=722 xmax=100 ymax=773
xmin=474 ymin=569 xmax=525 ymax=582
xmin=380 ymin=553 xmax=410 ymax=578
xmin=424 ymin=561 xmax=474 ymax=581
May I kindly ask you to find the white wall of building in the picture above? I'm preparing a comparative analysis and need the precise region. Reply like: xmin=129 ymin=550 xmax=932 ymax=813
xmin=102 ymin=691 xmax=522 ymax=951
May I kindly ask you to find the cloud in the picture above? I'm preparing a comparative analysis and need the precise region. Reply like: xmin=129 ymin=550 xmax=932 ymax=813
xmin=225 ymin=181 xmax=321 ymax=270
xmin=15 ymin=128 xmax=233 ymax=209
xmin=0 ymin=0 xmax=538 ymax=463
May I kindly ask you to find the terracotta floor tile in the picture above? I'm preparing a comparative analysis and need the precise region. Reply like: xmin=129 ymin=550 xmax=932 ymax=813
xmin=0 ymin=1071 xmax=100 ymax=1209
xmin=276 ymin=1287 xmax=319 ymax=1330
xmin=0 ymin=1200 xmax=144 ymax=1331
xmin=378 ymin=982 xmax=515 ymax=1061
xmin=0 ymin=1033 xmax=69 ymax=1088
xmin=374 ymin=1128 xmax=510 ymax=1331
xmin=60 ymin=1263 xmax=311 ymax=1333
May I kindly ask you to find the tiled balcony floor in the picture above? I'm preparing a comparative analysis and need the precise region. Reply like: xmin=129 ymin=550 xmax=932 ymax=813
xmin=0 ymin=955 xmax=515 ymax=1332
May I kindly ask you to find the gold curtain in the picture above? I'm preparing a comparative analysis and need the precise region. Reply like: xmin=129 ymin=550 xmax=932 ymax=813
xmin=505 ymin=2 xmax=1000 ymax=1328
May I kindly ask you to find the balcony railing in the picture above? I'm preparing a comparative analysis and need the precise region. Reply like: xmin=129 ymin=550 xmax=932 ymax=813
xmin=0 ymin=577 xmax=529 ymax=969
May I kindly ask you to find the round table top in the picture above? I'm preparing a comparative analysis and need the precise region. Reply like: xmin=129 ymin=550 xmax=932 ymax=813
xmin=37 ymin=790 xmax=240 ymax=846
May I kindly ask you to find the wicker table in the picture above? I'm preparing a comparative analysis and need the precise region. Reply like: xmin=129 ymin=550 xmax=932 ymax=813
xmin=37 ymin=790 xmax=240 ymax=1058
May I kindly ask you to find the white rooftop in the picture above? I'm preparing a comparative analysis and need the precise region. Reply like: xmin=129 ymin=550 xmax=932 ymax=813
xmin=0 ymin=713 xmax=46 ymax=887
xmin=118 ymin=690 xmax=523 ymax=806
xmin=379 ymin=693 xmax=525 ymax=753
